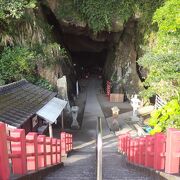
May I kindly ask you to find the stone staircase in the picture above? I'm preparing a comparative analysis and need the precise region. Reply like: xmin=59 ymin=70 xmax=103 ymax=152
xmin=44 ymin=135 xmax=155 ymax=180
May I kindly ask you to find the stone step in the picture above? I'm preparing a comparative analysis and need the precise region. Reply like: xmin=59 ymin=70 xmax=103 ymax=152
xmin=44 ymin=148 xmax=155 ymax=180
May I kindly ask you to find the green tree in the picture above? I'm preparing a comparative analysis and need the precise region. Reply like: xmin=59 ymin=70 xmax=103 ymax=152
xmin=0 ymin=0 xmax=36 ymax=20
xmin=0 ymin=46 xmax=36 ymax=84
xmin=138 ymin=0 xmax=180 ymax=101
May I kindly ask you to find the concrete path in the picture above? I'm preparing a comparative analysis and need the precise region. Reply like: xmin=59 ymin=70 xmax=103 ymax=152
xmin=45 ymin=77 xmax=154 ymax=180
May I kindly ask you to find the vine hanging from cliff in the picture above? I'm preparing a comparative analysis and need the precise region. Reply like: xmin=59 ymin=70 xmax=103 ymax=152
xmin=74 ymin=0 xmax=134 ymax=32
xmin=58 ymin=0 xmax=134 ymax=32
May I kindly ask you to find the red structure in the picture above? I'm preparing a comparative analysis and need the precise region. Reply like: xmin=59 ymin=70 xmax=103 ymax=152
xmin=61 ymin=132 xmax=73 ymax=156
xmin=154 ymin=133 xmax=166 ymax=170
xmin=165 ymin=128 xmax=180 ymax=174
xmin=118 ymin=129 xmax=180 ymax=174
xmin=0 ymin=122 xmax=73 ymax=180
xmin=106 ymin=80 xmax=111 ymax=97
xmin=138 ymin=137 xmax=145 ymax=165
xmin=145 ymin=135 xmax=154 ymax=168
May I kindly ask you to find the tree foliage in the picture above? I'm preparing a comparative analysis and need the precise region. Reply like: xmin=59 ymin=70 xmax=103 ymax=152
xmin=0 ymin=1 xmax=69 ymax=90
xmin=74 ymin=0 xmax=134 ymax=32
xmin=57 ymin=0 xmax=167 ymax=33
xmin=0 ymin=0 xmax=36 ymax=20
xmin=0 ymin=46 xmax=36 ymax=84
xmin=138 ymin=0 xmax=180 ymax=101
xmin=153 ymin=0 xmax=180 ymax=33
xmin=58 ymin=0 xmax=134 ymax=32
xmin=148 ymin=99 xmax=180 ymax=134
xmin=138 ymin=52 xmax=180 ymax=101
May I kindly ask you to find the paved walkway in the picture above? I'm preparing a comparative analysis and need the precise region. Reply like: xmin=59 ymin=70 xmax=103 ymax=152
xmin=45 ymin=77 xmax=154 ymax=180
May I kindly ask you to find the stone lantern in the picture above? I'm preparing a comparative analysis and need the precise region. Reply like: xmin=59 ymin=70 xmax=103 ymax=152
xmin=111 ymin=106 xmax=120 ymax=132
xmin=71 ymin=106 xmax=79 ymax=129
xmin=111 ymin=106 xmax=120 ymax=118
xmin=130 ymin=94 xmax=141 ymax=120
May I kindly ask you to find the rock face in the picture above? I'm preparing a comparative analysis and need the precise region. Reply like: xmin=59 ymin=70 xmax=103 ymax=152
xmin=104 ymin=20 xmax=141 ymax=99
xmin=5 ymin=4 xmax=77 ymax=99
xmin=42 ymin=1 xmax=141 ymax=99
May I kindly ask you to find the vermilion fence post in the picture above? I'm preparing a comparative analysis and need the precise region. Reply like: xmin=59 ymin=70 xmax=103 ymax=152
xmin=66 ymin=133 xmax=69 ymax=152
xmin=57 ymin=139 xmax=61 ymax=163
xmin=26 ymin=132 xmax=38 ymax=171
xmin=61 ymin=132 xmax=66 ymax=156
xmin=0 ymin=123 xmax=10 ymax=180
xmin=122 ymin=135 xmax=127 ymax=153
xmin=154 ymin=133 xmax=166 ymax=170
xmin=165 ymin=128 xmax=180 ymax=174
xmin=126 ymin=136 xmax=130 ymax=157
xmin=52 ymin=138 xmax=57 ymax=164
xmin=106 ymin=80 xmax=111 ymax=97
xmin=66 ymin=134 xmax=68 ymax=152
xmin=11 ymin=129 xmax=27 ymax=175
xmin=70 ymin=134 xmax=73 ymax=150
xmin=129 ymin=138 xmax=134 ymax=162
xmin=46 ymin=137 xmax=52 ymax=166
xmin=138 ymin=137 xmax=145 ymax=165
xmin=124 ymin=135 xmax=127 ymax=154
xmin=145 ymin=135 xmax=154 ymax=168
xmin=37 ymin=135 xmax=46 ymax=168
xmin=134 ymin=138 xmax=139 ymax=164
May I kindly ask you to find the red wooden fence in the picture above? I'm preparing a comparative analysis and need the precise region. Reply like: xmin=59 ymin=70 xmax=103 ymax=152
xmin=118 ymin=128 xmax=180 ymax=174
xmin=0 ymin=122 xmax=73 ymax=180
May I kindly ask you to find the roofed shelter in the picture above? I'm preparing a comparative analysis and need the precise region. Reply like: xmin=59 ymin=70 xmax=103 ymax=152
xmin=0 ymin=80 xmax=67 ymax=135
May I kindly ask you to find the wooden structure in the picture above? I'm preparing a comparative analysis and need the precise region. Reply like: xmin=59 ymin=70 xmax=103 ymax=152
xmin=0 ymin=80 xmax=57 ymax=134
xmin=110 ymin=93 xmax=124 ymax=102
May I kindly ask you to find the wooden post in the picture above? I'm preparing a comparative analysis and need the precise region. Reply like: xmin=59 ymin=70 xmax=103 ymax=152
xmin=61 ymin=111 xmax=64 ymax=130
xmin=165 ymin=128 xmax=180 ymax=174
xmin=26 ymin=132 xmax=38 ymax=171
xmin=57 ymin=139 xmax=61 ymax=163
xmin=49 ymin=123 xmax=53 ymax=138
xmin=37 ymin=135 xmax=46 ymax=168
xmin=61 ymin=132 xmax=66 ymax=156
xmin=46 ymin=137 xmax=52 ymax=166
xmin=70 ymin=134 xmax=73 ymax=151
xmin=126 ymin=136 xmax=130 ymax=157
xmin=145 ymin=135 xmax=154 ymax=168
xmin=0 ymin=122 xmax=10 ymax=180
xmin=138 ymin=137 xmax=145 ymax=165
xmin=11 ymin=129 xmax=27 ymax=175
xmin=52 ymin=138 xmax=57 ymax=164
xmin=134 ymin=138 xmax=139 ymax=164
xmin=154 ymin=133 xmax=166 ymax=170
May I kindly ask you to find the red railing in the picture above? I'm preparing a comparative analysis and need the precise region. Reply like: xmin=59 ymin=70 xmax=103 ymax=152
xmin=0 ymin=122 xmax=73 ymax=180
xmin=106 ymin=80 xmax=111 ymax=98
xmin=60 ymin=132 xmax=73 ymax=156
xmin=118 ymin=128 xmax=180 ymax=174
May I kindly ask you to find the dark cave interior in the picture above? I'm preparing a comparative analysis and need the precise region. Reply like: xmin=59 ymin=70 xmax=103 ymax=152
xmin=41 ymin=3 xmax=110 ymax=78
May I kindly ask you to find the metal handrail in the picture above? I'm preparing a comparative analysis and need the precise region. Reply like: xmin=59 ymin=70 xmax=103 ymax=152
xmin=96 ymin=117 xmax=102 ymax=180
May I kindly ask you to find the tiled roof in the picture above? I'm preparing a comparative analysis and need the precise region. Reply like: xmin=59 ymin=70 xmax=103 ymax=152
xmin=0 ymin=80 xmax=57 ymax=127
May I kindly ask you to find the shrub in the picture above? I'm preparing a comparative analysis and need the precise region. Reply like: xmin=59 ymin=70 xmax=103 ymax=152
xmin=148 ymin=99 xmax=180 ymax=135
xmin=0 ymin=46 xmax=36 ymax=84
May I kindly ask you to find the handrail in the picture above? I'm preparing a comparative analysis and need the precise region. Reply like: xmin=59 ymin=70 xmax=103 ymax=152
xmin=96 ymin=117 xmax=102 ymax=180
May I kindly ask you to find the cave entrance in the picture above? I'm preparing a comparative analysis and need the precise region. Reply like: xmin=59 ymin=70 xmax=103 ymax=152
xmin=71 ymin=50 xmax=107 ymax=78
xmin=41 ymin=3 xmax=111 ymax=79
xmin=61 ymin=32 xmax=110 ymax=79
